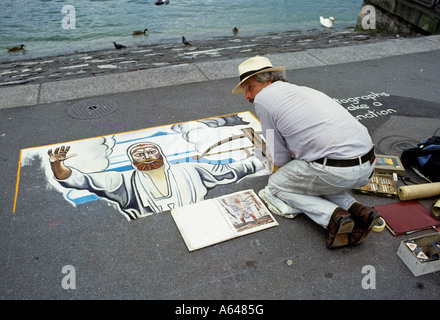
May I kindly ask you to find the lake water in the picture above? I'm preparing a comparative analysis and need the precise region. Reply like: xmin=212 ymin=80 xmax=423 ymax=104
xmin=0 ymin=0 xmax=364 ymax=61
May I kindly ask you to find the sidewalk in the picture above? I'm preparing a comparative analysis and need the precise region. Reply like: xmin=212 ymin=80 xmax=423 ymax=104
xmin=1 ymin=35 xmax=440 ymax=303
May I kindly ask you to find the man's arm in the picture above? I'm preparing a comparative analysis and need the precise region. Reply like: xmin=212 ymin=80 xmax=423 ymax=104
xmin=254 ymin=104 xmax=292 ymax=169
xmin=190 ymin=155 xmax=266 ymax=190
xmin=48 ymin=146 xmax=76 ymax=180
xmin=48 ymin=145 xmax=129 ymax=210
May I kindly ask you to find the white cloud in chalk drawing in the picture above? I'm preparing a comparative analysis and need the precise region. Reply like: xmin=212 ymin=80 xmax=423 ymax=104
xmin=21 ymin=136 xmax=116 ymax=197
xmin=64 ymin=136 xmax=116 ymax=173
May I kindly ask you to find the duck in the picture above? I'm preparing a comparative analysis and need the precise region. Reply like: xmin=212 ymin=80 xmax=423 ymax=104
xmin=155 ymin=0 xmax=169 ymax=5
xmin=320 ymin=16 xmax=335 ymax=28
xmin=232 ymin=26 xmax=239 ymax=36
xmin=113 ymin=42 xmax=126 ymax=49
xmin=7 ymin=44 xmax=25 ymax=52
xmin=133 ymin=28 xmax=149 ymax=36
xmin=182 ymin=36 xmax=192 ymax=46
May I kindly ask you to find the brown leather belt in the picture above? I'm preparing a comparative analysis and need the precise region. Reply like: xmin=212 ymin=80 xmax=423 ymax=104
xmin=314 ymin=147 xmax=375 ymax=167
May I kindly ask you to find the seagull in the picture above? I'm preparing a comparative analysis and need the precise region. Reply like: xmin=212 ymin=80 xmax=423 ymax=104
xmin=232 ymin=26 xmax=239 ymax=36
xmin=132 ymin=28 xmax=149 ymax=35
xmin=7 ymin=44 xmax=25 ymax=52
xmin=113 ymin=42 xmax=126 ymax=49
xmin=182 ymin=36 xmax=192 ymax=46
xmin=320 ymin=16 xmax=335 ymax=28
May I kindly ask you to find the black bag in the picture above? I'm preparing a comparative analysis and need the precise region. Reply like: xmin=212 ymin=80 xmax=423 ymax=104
xmin=401 ymin=136 xmax=440 ymax=182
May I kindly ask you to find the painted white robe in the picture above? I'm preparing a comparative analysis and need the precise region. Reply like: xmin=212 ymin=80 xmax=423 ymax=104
xmin=57 ymin=158 xmax=264 ymax=220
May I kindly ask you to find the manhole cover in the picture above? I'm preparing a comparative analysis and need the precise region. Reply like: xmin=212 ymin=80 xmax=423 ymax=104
xmin=67 ymin=97 xmax=118 ymax=119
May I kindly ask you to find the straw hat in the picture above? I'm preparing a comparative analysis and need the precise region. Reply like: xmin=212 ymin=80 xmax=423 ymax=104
xmin=232 ymin=56 xmax=285 ymax=94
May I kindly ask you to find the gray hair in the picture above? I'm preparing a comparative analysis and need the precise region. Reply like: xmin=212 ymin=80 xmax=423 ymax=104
xmin=254 ymin=71 xmax=288 ymax=83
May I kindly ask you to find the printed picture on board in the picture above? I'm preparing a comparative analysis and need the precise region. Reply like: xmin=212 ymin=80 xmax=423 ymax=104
xmin=170 ymin=189 xmax=279 ymax=251
xmin=218 ymin=190 xmax=276 ymax=233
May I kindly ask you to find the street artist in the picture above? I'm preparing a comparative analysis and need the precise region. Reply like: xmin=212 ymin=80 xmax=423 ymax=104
xmin=232 ymin=56 xmax=381 ymax=249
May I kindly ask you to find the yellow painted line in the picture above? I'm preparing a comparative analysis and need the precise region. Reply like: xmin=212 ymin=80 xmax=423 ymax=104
xmin=13 ymin=150 xmax=22 ymax=213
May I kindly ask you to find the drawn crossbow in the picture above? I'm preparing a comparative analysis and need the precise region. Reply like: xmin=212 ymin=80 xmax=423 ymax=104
xmin=192 ymin=128 xmax=266 ymax=160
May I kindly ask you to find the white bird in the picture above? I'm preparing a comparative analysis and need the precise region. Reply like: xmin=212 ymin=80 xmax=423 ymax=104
xmin=320 ymin=16 xmax=335 ymax=28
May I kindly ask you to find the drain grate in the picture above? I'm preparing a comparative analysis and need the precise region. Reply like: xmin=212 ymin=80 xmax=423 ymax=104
xmin=67 ymin=97 xmax=118 ymax=119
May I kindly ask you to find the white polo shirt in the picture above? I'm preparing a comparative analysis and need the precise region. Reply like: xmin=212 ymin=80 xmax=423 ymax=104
xmin=254 ymin=81 xmax=373 ymax=166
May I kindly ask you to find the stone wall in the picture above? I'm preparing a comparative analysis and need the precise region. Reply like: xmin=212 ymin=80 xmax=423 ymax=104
xmin=356 ymin=0 xmax=440 ymax=34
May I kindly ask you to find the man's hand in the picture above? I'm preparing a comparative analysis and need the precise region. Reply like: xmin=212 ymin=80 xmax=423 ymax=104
xmin=48 ymin=146 xmax=76 ymax=163
xmin=48 ymin=146 xmax=76 ymax=180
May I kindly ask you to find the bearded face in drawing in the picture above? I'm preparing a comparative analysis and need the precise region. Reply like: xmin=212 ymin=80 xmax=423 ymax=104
xmin=128 ymin=143 xmax=165 ymax=172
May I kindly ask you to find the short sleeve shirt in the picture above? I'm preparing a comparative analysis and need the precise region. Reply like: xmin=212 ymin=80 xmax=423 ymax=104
xmin=254 ymin=81 xmax=373 ymax=166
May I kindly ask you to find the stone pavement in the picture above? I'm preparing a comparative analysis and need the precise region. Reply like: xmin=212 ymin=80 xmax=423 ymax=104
xmin=1 ymin=35 xmax=440 ymax=307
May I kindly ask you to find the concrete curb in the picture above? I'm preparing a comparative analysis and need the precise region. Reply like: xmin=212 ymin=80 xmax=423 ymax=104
xmin=39 ymin=64 xmax=208 ymax=104
xmin=1 ymin=34 xmax=440 ymax=109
